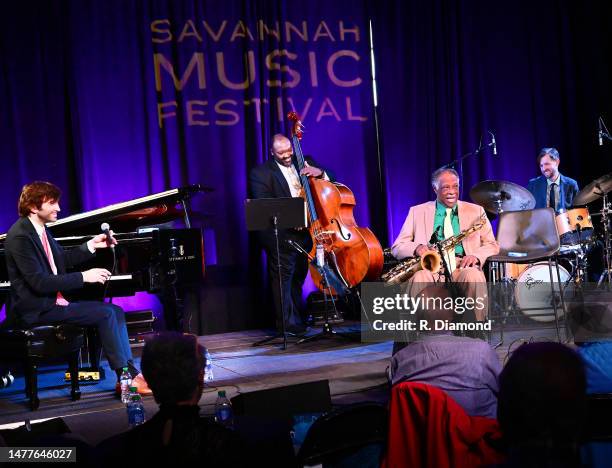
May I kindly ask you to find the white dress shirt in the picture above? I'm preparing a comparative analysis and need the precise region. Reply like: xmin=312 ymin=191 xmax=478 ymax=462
xmin=276 ymin=162 xmax=303 ymax=198
xmin=275 ymin=162 xmax=329 ymax=198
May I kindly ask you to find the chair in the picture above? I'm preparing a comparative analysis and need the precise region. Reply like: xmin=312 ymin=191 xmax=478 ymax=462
xmin=382 ymin=382 xmax=505 ymax=467
xmin=0 ymin=324 xmax=84 ymax=410
xmin=82 ymin=326 xmax=104 ymax=378
xmin=488 ymin=208 xmax=568 ymax=343
xmin=585 ymin=393 xmax=612 ymax=441
xmin=297 ymin=402 xmax=387 ymax=468
xmin=582 ymin=393 xmax=612 ymax=465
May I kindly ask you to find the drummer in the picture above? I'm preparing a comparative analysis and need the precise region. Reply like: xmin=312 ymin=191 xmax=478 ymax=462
xmin=526 ymin=147 xmax=579 ymax=213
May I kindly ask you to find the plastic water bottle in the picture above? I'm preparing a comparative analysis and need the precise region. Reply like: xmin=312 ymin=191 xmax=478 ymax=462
xmin=126 ymin=387 xmax=146 ymax=427
xmin=204 ymin=349 xmax=214 ymax=384
xmin=0 ymin=371 xmax=14 ymax=389
xmin=214 ymin=390 xmax=233 ymax=428
xmin=119 ymin=367 xmax=132 ymax=404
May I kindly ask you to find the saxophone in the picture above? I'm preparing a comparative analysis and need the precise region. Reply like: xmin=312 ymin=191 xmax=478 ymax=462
xmin=382 ymin=214 xmax=487 ymax=284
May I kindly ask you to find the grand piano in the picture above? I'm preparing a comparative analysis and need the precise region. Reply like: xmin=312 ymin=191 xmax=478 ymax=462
xmin=0 ymin=184 xmax=208 ymax=331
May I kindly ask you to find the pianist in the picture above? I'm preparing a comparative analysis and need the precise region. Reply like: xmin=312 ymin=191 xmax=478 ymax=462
xmin=4 ymin=181 xmax=150 ymax=394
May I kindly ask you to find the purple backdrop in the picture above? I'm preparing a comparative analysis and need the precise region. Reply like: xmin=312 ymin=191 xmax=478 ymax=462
xmin=0 ymin=0 xmax=380 ymax=331
xmin=373 ymin=0 xmax=611 ymax=241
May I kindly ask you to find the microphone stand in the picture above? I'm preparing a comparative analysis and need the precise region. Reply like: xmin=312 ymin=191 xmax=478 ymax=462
xmin=598 ymin=116 xmax=612 ymax=146
xmin=441 ymin=138 xmax=495 ymax=170
xmin=253 ymin=216 xmax=289 ymax=350
xmin=430 ymin=225 xmax=455 ymax=286
xmin=286 ymin=241 xmax=356 ymax=344
xmin=440 ymin=132 xmax=496 ymax=198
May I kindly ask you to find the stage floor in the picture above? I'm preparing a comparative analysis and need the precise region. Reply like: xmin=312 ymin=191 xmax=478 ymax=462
xmin=0 ymin=324 xmax=392 ymax=445
xmin=0 ymin=322 xmax=562 ymax=445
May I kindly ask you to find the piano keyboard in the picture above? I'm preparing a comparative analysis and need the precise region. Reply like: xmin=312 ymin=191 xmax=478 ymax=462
xmin=0 ymin=275 xmax=133 ymax=289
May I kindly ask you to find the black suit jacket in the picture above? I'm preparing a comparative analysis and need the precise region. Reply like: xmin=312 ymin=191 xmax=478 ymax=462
xmin=248 ymin=157 xmax=333 ymax=200
xmin=526 ymin=174 xmax=580 ymax=211
xmin=4 ymin=217 xmax=95 ymax=325
xmin=247 ymin=157 xmax=333 ymax=249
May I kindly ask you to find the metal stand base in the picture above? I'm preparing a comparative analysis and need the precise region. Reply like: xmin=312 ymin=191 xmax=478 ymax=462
xmin=252 ymin=331 xmax=304 ymax=348
xmin=598 ymin=269 xmax=612 ymax=289
xmin=296 ymin=321 xmax=357 ymax=344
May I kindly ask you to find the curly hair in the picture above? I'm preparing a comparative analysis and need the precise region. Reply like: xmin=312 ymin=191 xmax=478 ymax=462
xmin=141 ymin=332 xmax=206 ymax=406
xmin=18 ymin=181 xmax=61 ymax=217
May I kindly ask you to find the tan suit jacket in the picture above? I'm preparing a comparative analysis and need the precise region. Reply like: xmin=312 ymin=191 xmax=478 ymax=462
xmin=391 ymin=200 xmax=499 ymax=266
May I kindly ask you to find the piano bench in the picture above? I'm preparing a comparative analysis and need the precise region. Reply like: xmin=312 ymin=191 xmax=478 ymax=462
xmin=0 ymin=324 xmax=84 ymax=411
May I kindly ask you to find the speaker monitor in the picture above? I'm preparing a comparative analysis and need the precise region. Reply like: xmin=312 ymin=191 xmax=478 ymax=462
xmin=231 ymin=379 xmax=332 ymax=418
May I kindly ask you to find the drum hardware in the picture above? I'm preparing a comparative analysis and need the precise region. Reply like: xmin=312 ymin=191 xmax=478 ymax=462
xmin=573 ymin=172 xmax=612 ymax=287
xmin=557 ymin=214 xmax=596 ymax=286
xmin=470 ymin=180 xmax=536 ymax=214
xmin=564 ymin=247 xmax=589 ymax=285
xmin=597 ymin=192 xmax=611 ymax=287
xmin=573 ymin=173 xmax=612 ymax=206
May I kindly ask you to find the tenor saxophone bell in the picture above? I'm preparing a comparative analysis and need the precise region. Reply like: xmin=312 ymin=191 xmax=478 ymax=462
xmin=381 ymin=250 xmax=441 ymax=284
xmin=420 ymin=250 xmax=441 ymax=274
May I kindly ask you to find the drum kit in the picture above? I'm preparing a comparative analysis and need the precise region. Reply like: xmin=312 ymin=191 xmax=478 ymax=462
xmin=470 ymin=173 xmax=612 ymax=322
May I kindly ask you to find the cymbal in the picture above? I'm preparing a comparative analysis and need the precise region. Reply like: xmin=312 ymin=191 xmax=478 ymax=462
xmin=470 ymin=180 xmax=536 ymax=214
xmin=573 ymin=173 xmax=612 ymax=206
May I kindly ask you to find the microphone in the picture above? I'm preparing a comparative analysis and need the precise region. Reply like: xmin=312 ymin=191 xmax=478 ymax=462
xmin=430 ymin=226 xmax=443 ymax=245
xmin=599 ymin=117 xmax=603 ymax=146
xmin=100 ymin=222 xmax=114 ymax=249
xmin=489 ymin=131 xmax=497 ymax=156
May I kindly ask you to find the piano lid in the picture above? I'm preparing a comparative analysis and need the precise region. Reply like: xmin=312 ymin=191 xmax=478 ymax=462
xmin=0 ymin=184 xmax=211 ymax=240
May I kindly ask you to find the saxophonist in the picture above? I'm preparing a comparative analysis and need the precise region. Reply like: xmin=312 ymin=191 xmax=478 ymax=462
xmin=391 ymin=168 xmax=499 ymax=321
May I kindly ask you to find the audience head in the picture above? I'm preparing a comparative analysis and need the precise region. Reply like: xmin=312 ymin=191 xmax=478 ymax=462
xmin=498 ymin=342 xmax=586 ymax=452
xmin=141 ymin=332 xmax=206 ymax=406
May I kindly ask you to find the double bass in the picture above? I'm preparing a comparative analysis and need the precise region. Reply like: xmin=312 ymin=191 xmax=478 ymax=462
xmin=287 ymin=112 xmax=383 ymax=291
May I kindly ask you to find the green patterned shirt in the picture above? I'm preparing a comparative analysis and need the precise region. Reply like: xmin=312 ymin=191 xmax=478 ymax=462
xmin=432 ymin=201 xmax=465 ymax=256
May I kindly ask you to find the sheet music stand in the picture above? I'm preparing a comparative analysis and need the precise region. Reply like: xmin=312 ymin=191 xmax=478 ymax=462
xmin=245 ymin=197 xmax=307 ymax=350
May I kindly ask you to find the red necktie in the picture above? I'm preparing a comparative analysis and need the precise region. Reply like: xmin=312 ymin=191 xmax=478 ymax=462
xmin=41 ymin=229 xmax=70 ymax=306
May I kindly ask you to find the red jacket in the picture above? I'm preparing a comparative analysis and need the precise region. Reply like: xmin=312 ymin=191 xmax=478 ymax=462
xmin=382 ymin=382 xmax=505 ymax=468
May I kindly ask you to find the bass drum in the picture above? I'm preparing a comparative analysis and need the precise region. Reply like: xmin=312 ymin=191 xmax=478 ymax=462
xmin=515 ymin=262 xmax=571 ymax=322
